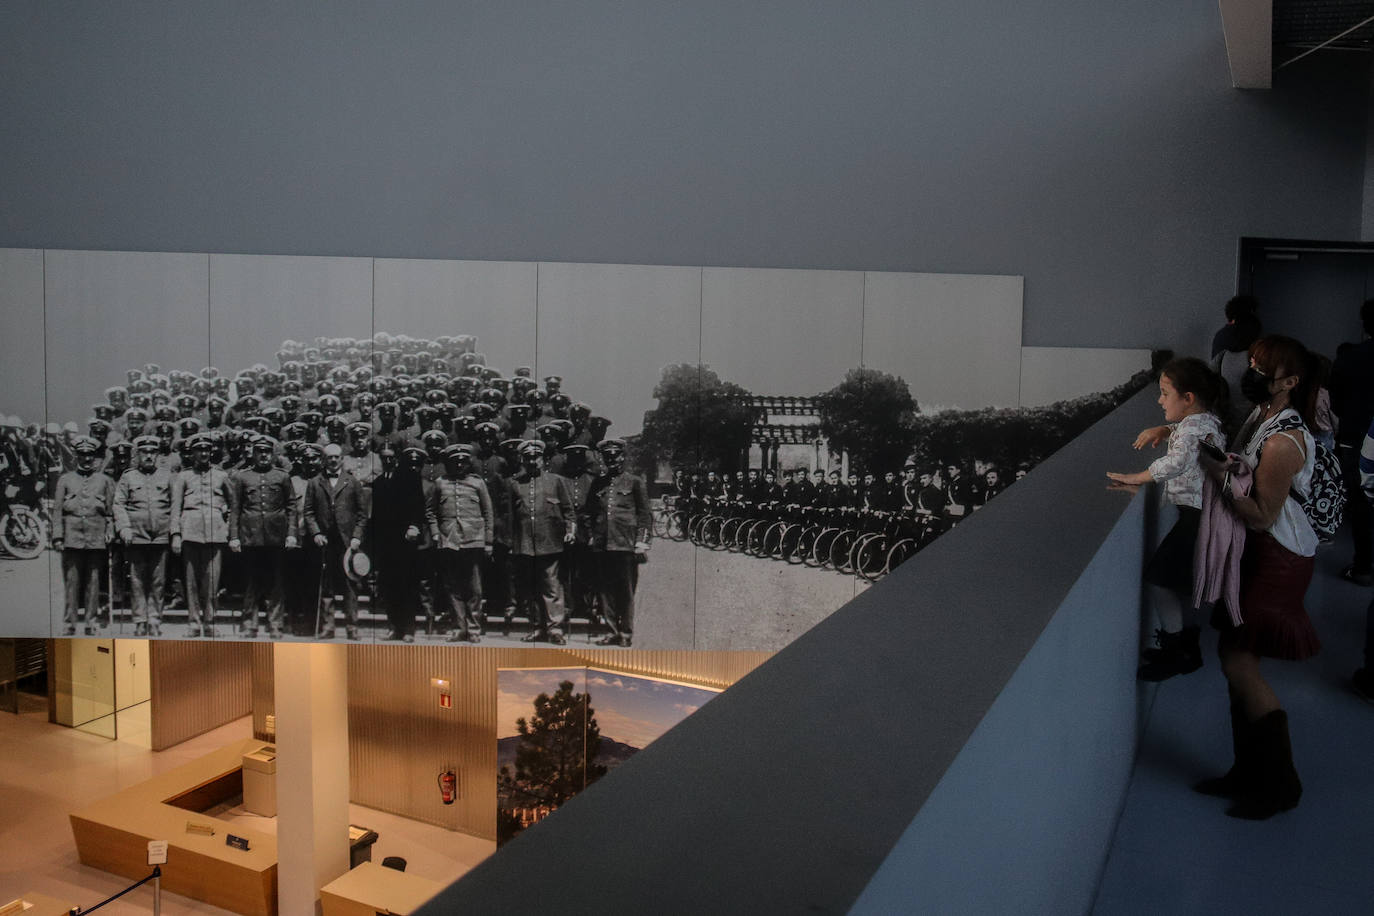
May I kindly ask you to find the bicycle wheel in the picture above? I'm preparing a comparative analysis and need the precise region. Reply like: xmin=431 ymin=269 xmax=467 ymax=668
xmin=687 ymin=514 xmax=707 ymax=544
xmin=0 ymin=507 xmax=47 ymax=560
xmin=812 ymin=527 xmax=839 ymax=567
xmin=744 ymin=519 xmax=769 ymax=554
xmin=854 ymin=534 xmax=889 ymax=581
xmin=885 ymin=538 xmax=916 ymax=574
xmin=761 ymin=521 xmax=787 ymax=558
xmin=829 ymin=529 xmax=857 ymax=572
xmin=720 ymin=516 xmax=744 ymax=550
xmin=700 ymin=515 xmax=724 ymax=549
xmin=668 ymin=511 xmax=689 ymax=541
xmin=848 ymin=532 xmax=880 ymax=577
xmin=789 ymin=525 xmax=817 ymax=564
xmin=780 ymin=524 xmax=804 ymax=563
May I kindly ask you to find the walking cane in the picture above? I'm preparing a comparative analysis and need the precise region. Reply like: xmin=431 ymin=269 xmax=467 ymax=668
xmin=314 ymin=549 xmax=328 ymax=639
xmin=234 ymin=550 xmax=244 ymax=640
xmin=105 ymin=539 xmax=114 ymax=635
xmin=105 ymin=528 xmax=124 ymax=634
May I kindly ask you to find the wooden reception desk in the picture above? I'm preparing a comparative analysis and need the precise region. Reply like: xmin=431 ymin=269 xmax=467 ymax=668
xmin=69 ymin=738 xmax=278 ymax=916
xmin=320 ymin=862 xmax=446 ymax=916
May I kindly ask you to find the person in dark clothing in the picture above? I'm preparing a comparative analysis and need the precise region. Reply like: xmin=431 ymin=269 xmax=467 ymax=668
xmin=1211 ymin=294 xmax=1261 ymax=359
xmin=303 ymin=443 xmax=367 ymax=639
xmin=370 ymin=447 xmax=426 ymax=641
xmin=228 ymin=436 xmax=294 ymax=638
xmin=1329 ymin=298 xmax=1374 ymax=585
xmin=508 ymin=441 xmax=576 ymax=645
xmin=587 ymin=439 xmax=652 ymax=647
xmin=942 ymin=463 xmax=974 ymax=525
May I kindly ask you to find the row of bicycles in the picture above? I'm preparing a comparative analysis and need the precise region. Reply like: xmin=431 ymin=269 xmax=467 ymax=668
xmin=654 ymin=496 xmax=949 ymax=581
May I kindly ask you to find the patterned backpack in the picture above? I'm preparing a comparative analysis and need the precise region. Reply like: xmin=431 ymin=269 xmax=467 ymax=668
xmin=1269 ymin=414 xmax=1345 ymax=540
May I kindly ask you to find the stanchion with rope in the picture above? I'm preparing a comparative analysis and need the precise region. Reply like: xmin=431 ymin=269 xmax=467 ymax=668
xmin=64 ymin=865 xmax=161 ymax=914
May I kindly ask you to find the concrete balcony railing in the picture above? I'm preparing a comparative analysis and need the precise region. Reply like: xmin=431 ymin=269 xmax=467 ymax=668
xmin=420 ymin=386 xmax=1162 ymax=915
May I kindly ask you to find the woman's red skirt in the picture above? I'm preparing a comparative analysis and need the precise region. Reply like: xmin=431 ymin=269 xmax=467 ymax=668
xmin=1212 ymin=531 xmax=1321 ymax=660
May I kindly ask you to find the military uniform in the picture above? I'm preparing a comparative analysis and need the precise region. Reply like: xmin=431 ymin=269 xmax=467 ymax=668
xmin=229 ymin=463 xmax=294 ymax=637
xmin=586 ymin=454 xmax=651 ymax=647
xmin=342 ymin=448 xmax=380 ymax=486
xmin=427 ymin=451 xmax=493 ymax=642
xmin=114 ymin=461 xmax=173 ymax=635
xmin=53 ymin=456 xmax=115 ymax=634
xmin=171 ymin=459 xmax=234 ymax=636
xmin=943 ymin=470 xmax=974 ymax=525
xmin=507 ymin=459 xmax=575 ymax=642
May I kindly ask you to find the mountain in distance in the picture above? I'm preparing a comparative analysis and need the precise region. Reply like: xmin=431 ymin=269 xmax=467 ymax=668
xmin=497 ymin=734 xmax=641 ymax=777
xmin=593 ymin=736 xmax=639 ymax=771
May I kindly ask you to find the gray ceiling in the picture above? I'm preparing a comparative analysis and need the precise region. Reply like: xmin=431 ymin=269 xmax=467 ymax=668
xmin=1273 ymin=0 xmax=1374 ymax=56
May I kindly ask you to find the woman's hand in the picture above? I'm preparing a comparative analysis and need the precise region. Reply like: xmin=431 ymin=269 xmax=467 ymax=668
xmin=1197 ymin=449 xmax=1232 ymax=485
xmin=1106 ymin=470 xmax=1151 ymax=486
xmin=1132 ymin=426 xmax=1170 ymax=450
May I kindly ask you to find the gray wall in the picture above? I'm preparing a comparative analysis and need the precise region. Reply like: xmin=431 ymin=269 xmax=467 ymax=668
xmin=0 ymin=1 xmax=1368 ymax=355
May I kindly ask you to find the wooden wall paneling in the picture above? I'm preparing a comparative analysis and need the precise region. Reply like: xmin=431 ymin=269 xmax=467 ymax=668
xmin=149 ymin=640 xmax=252 ymax=750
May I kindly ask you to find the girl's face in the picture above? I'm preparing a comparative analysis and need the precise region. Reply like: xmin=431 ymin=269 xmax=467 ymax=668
xmin=1158 ymin=375 xmax=1196 ymax=423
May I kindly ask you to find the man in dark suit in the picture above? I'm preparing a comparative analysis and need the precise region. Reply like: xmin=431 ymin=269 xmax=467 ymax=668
xmin=229 ymin=436 xmax=295 ymax=638
xmin=370 ymin=446 xmax=426 ymax=642
xmin=304 ymin=443 xmax=367 ymax=639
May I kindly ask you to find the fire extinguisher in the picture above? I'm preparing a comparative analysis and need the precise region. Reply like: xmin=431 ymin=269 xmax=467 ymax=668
xmin=437 ymin=769 xmax=457 ymax=805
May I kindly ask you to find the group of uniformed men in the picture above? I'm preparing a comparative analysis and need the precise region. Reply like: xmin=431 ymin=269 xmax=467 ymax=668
xmin=674 ymin=460 xmax=1018 ymax=530
xmin=35 ymin=333 xmax=653 ymax=646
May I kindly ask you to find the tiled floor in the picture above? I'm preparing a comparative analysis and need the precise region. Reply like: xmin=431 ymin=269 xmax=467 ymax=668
xmin=0 ymin=701 xmax=494 ymax=914
xmin=1092 ymin=535 xmax=1374 ymax=915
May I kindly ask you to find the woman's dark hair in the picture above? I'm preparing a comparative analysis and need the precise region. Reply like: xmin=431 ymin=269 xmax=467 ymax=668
xmin=1161 ymin=357 xmax=1227 ymax=415
xmin=1248 ymin=335 xmax=1319 ymax=428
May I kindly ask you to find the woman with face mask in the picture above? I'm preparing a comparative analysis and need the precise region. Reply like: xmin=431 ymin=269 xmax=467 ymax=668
xmin=1195 ymin=335 xmax=1320 ymax=820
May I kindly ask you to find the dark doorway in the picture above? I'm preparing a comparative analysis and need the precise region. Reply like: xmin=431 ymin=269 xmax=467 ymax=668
xmin=1238 ymin=238 xmax=1374 ymax=360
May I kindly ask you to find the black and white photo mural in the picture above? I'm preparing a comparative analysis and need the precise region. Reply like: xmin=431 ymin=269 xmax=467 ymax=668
xmin=0 ymin=248 xmax=1151 ymax=648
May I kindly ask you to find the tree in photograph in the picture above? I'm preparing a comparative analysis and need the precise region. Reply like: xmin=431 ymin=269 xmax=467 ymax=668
xmin=905 ymin=369 xmax=1153 ymax=472
xmin=817 ymin=368 xmax=918 ymax=475
xmin=637 ymin=364 xmax=758 ymax=476
xmin=497 ymin=681 xmax=607 ymax=843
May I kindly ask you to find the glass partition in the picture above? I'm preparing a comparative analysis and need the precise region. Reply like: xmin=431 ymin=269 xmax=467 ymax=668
xmin=54 ymin=638 xmax=117 ymax=738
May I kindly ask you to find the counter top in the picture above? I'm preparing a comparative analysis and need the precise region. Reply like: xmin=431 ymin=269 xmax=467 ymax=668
xmin=320 ymin=861 xmax=445 ymax=916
